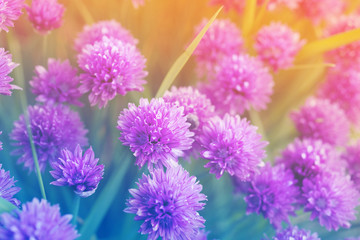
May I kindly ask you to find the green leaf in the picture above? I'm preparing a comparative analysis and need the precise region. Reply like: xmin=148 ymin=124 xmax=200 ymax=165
xmin=0 ymin=198 xmax=17 ymax=214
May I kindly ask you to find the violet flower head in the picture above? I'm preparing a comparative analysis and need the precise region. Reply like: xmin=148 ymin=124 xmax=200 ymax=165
xmin=342 ymin=140 xmax=360 ymax=191
xmin=26 ymin=0 xmax=65 ymax=34
xmin=50 ymin=144 xmax=104 ymax=197
xmin=10 ymin=104 xmax=88 ymax=172
xmin=0 ymin=164 xmax=20 ymax=206
xmin=0 ymin=198 xmax=79 ymax=240
xmin=125 ymin=165 xmax=207 ymax=240
xmin=201 ymin=54 xmax=274 ymax=115
xmin=117 ymin=98 xmax=194 ymax=169
xmin=78 ymin=36 xmax=147 ymax=108
xmin=0 ymin=0 xmax=25 ymax=32
xmin=276 ymin=138 xmax=343 ymax=187
xmin=254 ymin=22 xmax=305 ymax=71
xmin=209 ymin=0 xmax=244 ymax=13
xmin=272 ymin=226 xmax=320 ymax=240
xmin=291 ymin=97 xmax=350 ymax=146
xmin=299 ymin=0 xmax=345 ymax=24
xmin=198 ymin=114 xmax=267 ymax=180
xmin=244 ymin=163 xmax=299 ymax=229
xmin=0 ymin=48 xmax=21 ymax=96
xmin=30 ymin=58 xmax=83 ymax=106
xmin=74 ymin=20 xmax=138 ymax=52
xmin=302 ymin=172 xmax=360 ymax=231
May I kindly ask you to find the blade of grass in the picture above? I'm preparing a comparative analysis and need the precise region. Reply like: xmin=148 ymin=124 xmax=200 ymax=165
xmin=0 ymin=198 xmax=17 ymax=214
xmin=242 ymin=0 xmax=257 ymax=36
xmin=155 ymin=7 xmax=223 ymax=98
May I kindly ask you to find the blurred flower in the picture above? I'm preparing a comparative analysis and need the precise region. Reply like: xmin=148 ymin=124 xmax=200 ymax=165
xmin=258 ymin=0 xmax=301 ymax=11
xmin=299 ymin=0 xmax=345 ymax=24
xmin=0 ymin=198 xmax=79 ymax=240
xmin=200 ymin=54 xmax=273 ymax=115
xmin=74 ymin=20 xmax=138 ymax=52
xmin=198 ymin=114 xmax=267 ymax=180
xmin=0 ymin=48 xmax=21 ymax=96
xmin=342 ymin=141 xmax=360 ymax=192
xmin=30 ymin=58 xmax=82 ymax=106
xmin=244 ymin=163 xmax=299 ymax=229
xmin=10 ymin=104 xmax=88 ymax=172
xmin=195 ymin=229 xmax=210 ymax=240
xmin=78 ymin=37 xmax=147 ymax=108
xmin=0 ymin=164 xmax=20 ymax=206
xmin=0 ymin=0 xmax=25 ymax=32
xmin=291 ymin=97 xmax=350 ymax=146
xmin=209 ymin=0 xmax=244 ymax=13
xmin=302 ymin=172 xmax=359 ymax=231
xmin=125 ymin=165 xmax=207 ymax=240
xmin=254 ymin=22 xmax=305 ymax=71
xmin=131 ymin=0 xmax=145 ymax=8
xmin=117 ymin=98 xmax=194 ymax=169
xmin=50 ymin=144 xmax=104 ymax=198
xmin=26 ymin=0 xmax=65 ymax=34
xmin=271 ymin=226 xmax=320 ymax=240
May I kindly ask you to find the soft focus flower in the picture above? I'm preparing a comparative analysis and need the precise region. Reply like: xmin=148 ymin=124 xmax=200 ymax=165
xmin=26 ymin=0 xmax=65 ymax=34
xmin=0 ymin=198 xmax=79 ymax=240
xmin=209 ymin=0 xmax=244 ymax=14
xmin=254 ymin=22 xmax=305 ymax=71
xmin=10 ymin=104 xmax=88 ymax=171
xmin=276 ymin=138 xmax=343 ymax=187
xmin=118 ymin=98 xmax=194 ymax=169
xmin=342 ymin=141 xmax=360 ymax=192
xmin=302 ymin=172 xmax=360 ymax=231
xmin=271 ymin=226 xmax=320 ymax=240
xmin=0 ymin=48 xmax=20 ymax=96
xmin=198 ymin=114 xmax=267 ymax=180
xmin=78 ymin=37 xmax=147 ymax=108
xmin=258 ymin=0 xmax=301 ymax=11
xmin=299 ymin=0 xmax=345 ymax=24
xmin=291 ymin=97 xmax=350 ymax=146
xmin=131 ymin=0 xmax=145 ymax=8
xmin=30 ymin=58 xmax=82 ymax=106
xmin=0 ymin=0 xmax=24 ymax=32
xmin=50 ymin=144 xmax=104 ymax=198
xmin=74 ymin=20 xmax=138 ymax=52
xmin=125 ymin=165 xmax=207 ymax=240
xmin=200 ymin=54 xmax=274 ymax=115
xmin=244 ymin=163 xmax=299 ymax=229
xmin=0 ymin=164 xmax=20 ymax=206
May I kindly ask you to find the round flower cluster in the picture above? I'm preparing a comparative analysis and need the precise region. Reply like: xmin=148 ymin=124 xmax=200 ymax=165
xmin=342 ymin=141 xmax=360 ymax=191
xmin=299 ymin=0 xmax=345 ymax=24
xmin=0 ymin=48 xmax=20 ymax=96
xmin=272 ymin=226 xmax=320 ymax=240
xmin=0 ymin=0 xmax=24 ymax=32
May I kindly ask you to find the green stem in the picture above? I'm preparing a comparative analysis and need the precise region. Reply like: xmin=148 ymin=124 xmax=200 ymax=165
xmin=72 ymin=195 xmax=81 ymax=226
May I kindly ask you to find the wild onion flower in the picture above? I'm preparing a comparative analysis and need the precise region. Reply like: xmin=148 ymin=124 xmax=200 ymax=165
xmin=0 ymin=198 xmax=79 ymax=240
xmin=254 ymin=22 xmax=305 ymax=71
xmin=342 ymin=141 xmax=360 ymax=191
xmin=198 ymin=114 xmax=267 ymax=180
xmin=78 ymin=36 xmax=147 ymax=108
xmin=299 ymin=0 xmax=345 ymax=24
xmin=302 ymin=172 xmax=360 ymax=231
xmin=271 ymin=226 xmax=320 ymax=240
xmin=125 ymin=165 xmax=207 ymax=240
xmin=291 ymin=97 xmax=350 ymax=146
xmin=244 ymin=163 xmax=299 ymax=229
xmin=257 ymin=0 xmax=301 ymax=11
xmin=117 ymin=98 xmax=194 ymax=169
xmin=74 ymin=20 xmax=138 ymax=53
xmin=276 ymin=138 xmax=343 ymax=187
xmin=10 ymin=103 xmax=88 ymax=172
xmin=0 ymin=164 xmax=20 ymax=206
xmin=200 ymin=54 xmax=274 ymax=115
xmin=25 ymin=0 xmax=65 ymax=34
xmin=208 ymin=0 xmax=244 ymax=14
xmin=0 ymin=0 xmax=24 ymax=32
xmin=30 ymin=58 xmax=82 ymax=106
xmin=50 ymin=144 xmax=104 ymax=198
xmin=0 ymin=48 xmax=20 ymax=96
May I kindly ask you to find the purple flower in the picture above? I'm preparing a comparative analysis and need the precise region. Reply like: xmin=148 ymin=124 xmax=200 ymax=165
xmin=125 ymin=165 xmax=207 ymax=240
xmin=254 ymin=22 xmax=305 ymax=71
xmin=50 ymin=144 xmax=104 ymax=197
xmin=78 ymin=37 xmax=147 ymax=108
xmin=299 ymin=0 xmax=345 ymax=24
xmin=276 ymin=138 xmax=343 ymax=187
xmin=200 ymin=54 xmax=274 ymax=115
xmin=198 ymin=114 xmax=267 ymax=180
xmin=117 ymin=98 xmax=194 ymax=169
xmin=0 ymin=48 xmax=21 ymax=96
xmin=0 ymin=164 xmax=20 ymax=206
xmin=291 ymin=97 xmax=350 ymax=146
xmin=271 ymin=226 xmax=320 ymax=240
xmin=302 ymin=172 xmax=360 ymax=231
xmin=30 ymin=58 xmax=83 ymax=106
xmin=0 ymin=198 xmax=79 ymax=240
xmin=74 ymin=20 xmax=138 ymax=53
xmin=244 ymin=163 xmax=299 ymax=229
xmin=10 ymin=103 xmax=88 ymax=172
xmin=0 ymin=0 xmax=25 ymax=32
xmin=26 ymin=0 xmax=64 ymax=34
xmin=342 ymin=140 xmax=360 ymax=191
